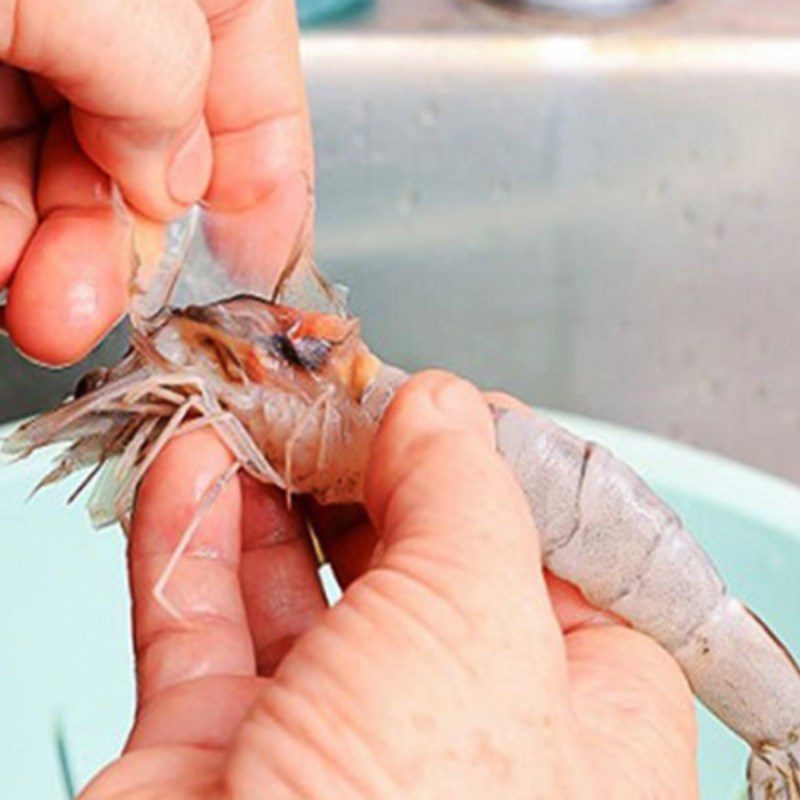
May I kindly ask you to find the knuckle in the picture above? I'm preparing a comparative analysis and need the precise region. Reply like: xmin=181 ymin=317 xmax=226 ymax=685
xmin=392 ymin=371 xmax=485 ymax=429
xmin=405 ymin=368 xmax=463 ymax=400
xmin=428 ymin=372 xmax=482 ymax=412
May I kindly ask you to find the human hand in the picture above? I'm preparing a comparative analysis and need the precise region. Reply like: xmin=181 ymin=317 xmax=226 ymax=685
xmin=81 ymin=372 xmax=698 ymax=799
xmin=0 ymin=0 xmax=310 ymax=365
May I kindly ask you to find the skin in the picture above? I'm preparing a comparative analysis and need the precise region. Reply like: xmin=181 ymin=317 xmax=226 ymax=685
xmin=80 ymin=372 xmax=698 ymax=800
xmin=0 ymin=0 xmax=311 ymax=365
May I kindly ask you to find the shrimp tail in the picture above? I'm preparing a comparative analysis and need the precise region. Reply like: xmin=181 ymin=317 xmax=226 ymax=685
xmin=492 ymin=405 xmax=800 ymax=797
xmin=748 ymin=737 xmax=800 ymax=800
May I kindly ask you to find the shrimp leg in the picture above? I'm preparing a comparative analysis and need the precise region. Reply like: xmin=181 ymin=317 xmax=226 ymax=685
xmin=153 ymin=461 xmax=240 ymax=620
xmin=109 ymin=400 xmax=201 ymax=531
xmin=492 ymin=406 xmax=800 ymax=800
xmin=281 ymin=386 xmax=335 ymax=500
xmin=197 ymin=387 xmax=286 ymax=488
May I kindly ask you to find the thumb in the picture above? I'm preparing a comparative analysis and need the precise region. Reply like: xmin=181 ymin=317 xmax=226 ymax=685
xmin=364 ymin=371 xmax=564 ymax=667
xmin=0 ymin=0 xmax=213 ymax=218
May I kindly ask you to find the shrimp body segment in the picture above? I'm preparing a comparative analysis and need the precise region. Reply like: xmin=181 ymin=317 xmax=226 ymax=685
xmin=5 ymin=295 xmax=799 ymax=799
xmin=494 ymin=409 xmax=800 ymax=800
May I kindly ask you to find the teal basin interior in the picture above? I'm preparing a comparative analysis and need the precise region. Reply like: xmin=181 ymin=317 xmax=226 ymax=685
xmin=2 ymin=412 xmax=799 ymax=799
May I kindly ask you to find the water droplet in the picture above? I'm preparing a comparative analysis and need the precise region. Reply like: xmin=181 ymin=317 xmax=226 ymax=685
xmin=682 ymin=206 xmax=698 ymax=228
xmin=397 ymin=188 xmax=421 ymax=217
xmin=490 ymin=175 xmax=512 ymax=198
xmin=419 ymin=99 xmax=439 ymax=128
xmin=705 ymin=220 xmax=726 ymax=248
xmin=357 ymin=98 xmax=372 ymax=123
xmin=93 ymin=181 xmax=109 ymax=201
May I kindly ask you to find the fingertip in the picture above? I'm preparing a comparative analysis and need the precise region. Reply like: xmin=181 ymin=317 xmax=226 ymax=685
xmin=384 ymin=370 xmax=494 ymax=443
xmin=5 ymin=210 xmax=129 ymax=365
xmin=72 ymin=113 xmax=213 ymax=221
xmin=544 ymin=571 xmax=623 ymax=634
xmin=166 ymin=118 xmax=213 ymax=207
xmin=52 ymin=0 xmax=213 ymax=221
xmin=359 ymin=371 xmax=560 ymax=664
xmin=365 ymin=370 xmax=498 ymax=530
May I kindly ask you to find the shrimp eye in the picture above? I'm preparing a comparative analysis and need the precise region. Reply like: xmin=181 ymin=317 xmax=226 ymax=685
xmin=73 ymin=368 xmax=109 ymax=398
xmin=267 ymin=333 xmax=332 ymax=372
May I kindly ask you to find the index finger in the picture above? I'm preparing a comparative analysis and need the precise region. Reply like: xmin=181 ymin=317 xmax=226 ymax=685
xmin=128 ymin=430 xmax=254 ymax=714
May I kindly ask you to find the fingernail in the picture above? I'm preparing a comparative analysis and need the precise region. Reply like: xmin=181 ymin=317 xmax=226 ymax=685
xmin=167 ymin=120 xmax=212 ymax=205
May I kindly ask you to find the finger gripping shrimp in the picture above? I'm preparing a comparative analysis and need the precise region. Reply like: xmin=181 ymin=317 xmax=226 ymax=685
xmin=5 ymin=294 xmax=799 ymax=798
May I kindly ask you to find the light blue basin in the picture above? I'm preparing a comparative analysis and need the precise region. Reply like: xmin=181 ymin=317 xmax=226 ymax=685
xmin=2 ymin=412 xmax=799 ymax=799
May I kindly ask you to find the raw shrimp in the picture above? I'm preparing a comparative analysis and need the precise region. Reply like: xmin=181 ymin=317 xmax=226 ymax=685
xmin=4 ymin=294 xmax=799 ymax=799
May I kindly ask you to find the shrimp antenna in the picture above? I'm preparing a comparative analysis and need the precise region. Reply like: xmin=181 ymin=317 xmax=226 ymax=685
xmin=270 ymin=169 xmax=315 ymax=301
xmin=269 ymin=171 xmax=348 ymax=317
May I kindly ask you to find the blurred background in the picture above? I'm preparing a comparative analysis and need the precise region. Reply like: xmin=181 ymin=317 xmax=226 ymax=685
xmin=3 ymin=0 xmax=799 ymax=485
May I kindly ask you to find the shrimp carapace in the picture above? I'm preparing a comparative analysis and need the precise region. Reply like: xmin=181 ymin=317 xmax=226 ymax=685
xmin=167 ymin=297 xmax=382 ymax=401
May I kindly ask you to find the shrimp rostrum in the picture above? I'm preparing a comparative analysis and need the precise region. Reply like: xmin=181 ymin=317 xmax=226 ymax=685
xmin=5 ymin=294 xmax=800 ymax=799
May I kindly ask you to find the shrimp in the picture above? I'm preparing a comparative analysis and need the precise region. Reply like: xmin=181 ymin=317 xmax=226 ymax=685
xmin=4 ymin=293 xmax=799 ymax=799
